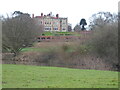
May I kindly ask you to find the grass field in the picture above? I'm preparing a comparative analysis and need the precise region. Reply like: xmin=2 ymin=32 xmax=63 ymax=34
xmin=2 ymin=64 xmax=119 ymax=88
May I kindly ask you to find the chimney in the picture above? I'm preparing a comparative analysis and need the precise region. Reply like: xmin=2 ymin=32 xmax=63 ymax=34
xmin=32 ymin=14 xmax=34 ymax=18
xmin=41 ymin=13 xmax=43 ymax=16
xmin=56 ymin=14 xmax=59 ymax=18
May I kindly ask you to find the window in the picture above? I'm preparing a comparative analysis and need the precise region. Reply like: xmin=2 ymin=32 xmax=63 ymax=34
xmin=63 ymin=22 xmax=66 ymax=24
xmin=62 ymin=20 xmax=66 ymax=24
xmin=62 ymin=21 xmax=66 ymax=24
xmin=62 ymin=28 xmax=66 ymax=30
xmin=53 ymin=22 xmax=58 ymax=25
xmin=41 ymin=37 xmax=45 ymax=39
xmin=45 ymin=22 xmax=51 ymax=25
xmin=47 ymin=37 xmax=50 ymax=39
xmin=45 ymin=27 xmax=51 ymax=30
xmin=53 ymin=27 xmax=58 ymax=30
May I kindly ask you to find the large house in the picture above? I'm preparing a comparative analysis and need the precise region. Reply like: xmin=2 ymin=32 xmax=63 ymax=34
xmin=32 ymin=13 xmax=68 ymax=32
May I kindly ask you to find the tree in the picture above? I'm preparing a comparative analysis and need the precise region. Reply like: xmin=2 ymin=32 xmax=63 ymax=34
xmin=88 ymin=22 xmax=118 ymax=70
xmin=13 ymin=11 xmax=23 ymax=15
xmin=89 ymin=12 xmax=118 ymax=30
xmin=88 ymin=12 xmax=118 ymax=70
xmin=2 ymin=11 xmax=43 ymax=56
xmin=74 ymin=24 xmax=81 ymax=32
xmin=68 ymin=23 xmax=72 ymax=32
xmin=80 ymin=18 xmax=87 ymax=30
xmin=12 ymin=11 xmax=30 ymax=17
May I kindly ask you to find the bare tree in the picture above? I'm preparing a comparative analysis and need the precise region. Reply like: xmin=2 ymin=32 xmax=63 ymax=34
xmin=89 ymin=12 xmax=118 ymax=30
xmin=2 ymin=12 xmax=43 ymax=56
xmin=74 ymin=24 xmax=81 ymax=32
xmin=68 ymin=24 xmax=72 ymax=32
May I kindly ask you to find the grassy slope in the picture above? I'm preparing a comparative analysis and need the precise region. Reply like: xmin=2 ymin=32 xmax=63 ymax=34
xmin=21 ymin=42 xmax=74 ymax=52
xmin=2 ymin=64 xmax=118 ymax=88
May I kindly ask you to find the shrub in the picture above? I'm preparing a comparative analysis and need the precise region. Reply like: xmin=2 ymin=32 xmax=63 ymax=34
xmin=88 ymin=23 xmax=118 ymax=70
xmin=61 ymin=44 xmax=70 ymax=52
xmin=76 ymin=45 xmax=90 ymax=55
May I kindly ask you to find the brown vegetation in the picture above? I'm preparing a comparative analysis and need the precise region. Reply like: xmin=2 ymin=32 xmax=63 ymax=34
xmin=2 ymin=37 xmax=117 ymax=71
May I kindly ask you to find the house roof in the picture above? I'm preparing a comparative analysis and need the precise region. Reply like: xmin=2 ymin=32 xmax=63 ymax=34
xmin=35 ymin=15 xmax=67 ymax=19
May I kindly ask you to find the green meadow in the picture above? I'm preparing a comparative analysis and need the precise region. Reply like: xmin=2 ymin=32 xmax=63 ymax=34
xmin=2 ymin=64 xmax=119 ymax=88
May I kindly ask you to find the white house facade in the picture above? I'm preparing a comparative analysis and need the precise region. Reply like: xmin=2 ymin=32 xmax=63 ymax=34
xmin=33 ymin=13 xmax=68 ymax=32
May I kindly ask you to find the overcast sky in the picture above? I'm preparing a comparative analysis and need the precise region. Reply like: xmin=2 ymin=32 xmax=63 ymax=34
xmin=0 ymin=0 xmax=119 ymax=28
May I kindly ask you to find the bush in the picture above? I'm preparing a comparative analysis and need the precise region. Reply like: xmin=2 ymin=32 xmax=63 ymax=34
xmin=88 ymin=23 xmax=118 ymax=70
xmin=61 ymin=44 xmax=70 ymax=52
xmin=76 ymin=45 xmax=90 ymax=55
